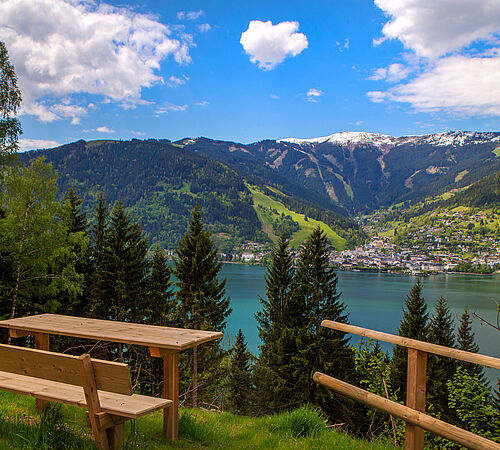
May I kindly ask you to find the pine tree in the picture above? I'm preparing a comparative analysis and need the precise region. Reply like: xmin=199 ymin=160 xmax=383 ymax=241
xmin=254 ymin=233 xmax=296 ymax=412
xmin=98 ymin=200 xmax=149 ymax=361
xmin=390 ymin=280 xmax=429 ymax=402
xmin=293 ymin=227 xmax=361 ymax=429
xmin=141 ymin=243 xmax=175 ymax=396
xmin=88 ymin=192 xmax=108 ymax=318
xmin=173 ymin=205 xmax=231 ymax=407
xmin=427 ymin=297 xmax=456 ymax=421
xmin=63 ymin=185 xmax=87 ymax=234
xmin=227 ymin=329 xmax=253 ymax=415
xmin=456 ymin=309 xmax=485 ymax=381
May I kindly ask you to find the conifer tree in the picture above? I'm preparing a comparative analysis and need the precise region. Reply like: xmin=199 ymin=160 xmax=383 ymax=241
xmin=227 ymin=329 xmax=253 ymax=415
xmin=390 ymin=280 xmax=429 ymax=402
xmin=142 ymin=243 xmax=175 ymax=396
xmin=254 ymin=233 xmax=296 ymax=412
xmin=456 ymin=309 xmax=485 ymax=381
xmin=293 ymin=227 xmax=360 ymax=429
xmin=63 ymin=185 xmax=87 ymax=234
xmin=88 ymin=192 xmax=108 ymax=318
xmin=427 ymin=297 xmax=456 ymax=421
xmin=173 ymin=205 xmax=231 ymax=407
xmin=98 ymin=200 xmax=149 ymax=360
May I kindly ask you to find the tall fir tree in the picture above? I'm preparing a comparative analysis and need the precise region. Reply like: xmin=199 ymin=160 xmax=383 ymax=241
xmin=173 ymin=205 xmax=231 ymax=407
xmin=456 ymin=309 xmax=485 ymax=381
xmin=98 ymin=200 xmax=149 ymax=361
xmin=227 ymin=329 xmax=253 ymax=415
xmin=427 ymin=297 xmax=456 ymax=422
xmin=254 ymin=233 xmax=296 ymax=413
xmin=390 ymin=280 xmax=429 ymax=402
xmin=293 ymin=227 xmax=362 ymax=430
xmin=88 ymin=192 xmax=108 ymax=318
xmin=141 ymin=243 xmax=175 ymax=396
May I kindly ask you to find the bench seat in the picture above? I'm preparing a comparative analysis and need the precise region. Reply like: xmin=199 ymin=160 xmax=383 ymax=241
xmin=0 ymin=370 xmax=172 ymax=418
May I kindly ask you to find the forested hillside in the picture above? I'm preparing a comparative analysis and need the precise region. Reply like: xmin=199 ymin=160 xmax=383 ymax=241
xmin=18 ymin=139 xmax=364 ymax=249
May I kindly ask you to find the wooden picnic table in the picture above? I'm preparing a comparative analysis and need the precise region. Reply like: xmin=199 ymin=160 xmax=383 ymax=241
xmin=0 ymin=313 xmax=223 ymax=440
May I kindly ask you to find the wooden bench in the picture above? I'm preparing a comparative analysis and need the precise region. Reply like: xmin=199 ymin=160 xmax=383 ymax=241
xmin=0 ymin=344 xmax=172 ymax=449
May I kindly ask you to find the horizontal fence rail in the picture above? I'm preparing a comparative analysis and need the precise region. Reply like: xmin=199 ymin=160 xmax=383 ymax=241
xmin=322 ymin=320 xmax=500 ymax=370
xmin=317 ymin=320 xmax=500 ymax=450
xmin=313 ymin=372 xmax=500 ymax=450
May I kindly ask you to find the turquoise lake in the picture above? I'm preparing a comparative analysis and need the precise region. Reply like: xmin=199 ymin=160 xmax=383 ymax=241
xmin=220 ymin=264 xmax=499 ymax=382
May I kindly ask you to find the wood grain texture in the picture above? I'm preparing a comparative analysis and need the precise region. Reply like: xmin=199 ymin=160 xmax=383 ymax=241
xmin=0 ymin=344 xmax=132 ymax=395
xmin=0 ymin=314 xmax=223 ymax=350
xmin=405 ymin=349 xmax=427 ymax=450
xmin=163 ymin=351 xmax=179 ymax=440
xmin=313 ymin=372 xmax=500 ymax=450
xmin=35 ymin=333 xmax=50 ymax=411
xmin=322 ymin=320 xmax=500 ymax=369
xmin=0 ymin=370 xmax=171 ymax=418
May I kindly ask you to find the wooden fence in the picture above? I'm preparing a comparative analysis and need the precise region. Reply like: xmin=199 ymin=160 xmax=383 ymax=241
xmin=314 ymin=320 xmax=500 ymax=450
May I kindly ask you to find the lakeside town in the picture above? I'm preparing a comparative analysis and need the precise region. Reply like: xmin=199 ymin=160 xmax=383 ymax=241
xmin=185 ymin=208 xmax=500 ymax=274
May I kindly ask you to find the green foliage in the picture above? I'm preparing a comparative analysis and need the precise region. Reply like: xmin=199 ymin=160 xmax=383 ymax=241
xmin=0 ymin=157 xmax=84 ymax=322
xmin=0 ymin=42 xmax=22 ymax=160
xmin=456 ymin=309 xmax=485 ymax=381
xmin=173 ymin=205 xmax=231 ymax=406
xmin=227 ymin=329 xmax=253 ymax=415
xmin=254 ymin=233 xmax=296 ymax=413
xmin=427 ymin=297 xmax=456 ymax=422
xmin=390 ymin=280 xmax=429 ymax=402
xmin=447 ymin=367 xmax=500 ymax=442
xmin=454 ymin=261 xmax=494 ymax=273
xmin=292 ymin=227 xmax=362 ymax=431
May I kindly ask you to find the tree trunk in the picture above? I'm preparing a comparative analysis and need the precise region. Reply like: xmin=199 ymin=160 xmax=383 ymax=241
xmin=193 ymin=345 xmax=198 ymax=407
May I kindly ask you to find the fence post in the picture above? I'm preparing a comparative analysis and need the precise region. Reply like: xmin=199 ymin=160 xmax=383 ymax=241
xmin=405 ymin=348 xmax=427 ymax=450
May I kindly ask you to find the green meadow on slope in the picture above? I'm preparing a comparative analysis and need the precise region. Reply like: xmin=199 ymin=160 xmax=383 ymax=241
xmin=248 ymin=185 xmax=346 ymax=249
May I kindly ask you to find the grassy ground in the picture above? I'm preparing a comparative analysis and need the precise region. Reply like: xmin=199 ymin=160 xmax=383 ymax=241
xmin=0 ymin=392 xmax=396 ymax=449
xmin=248 ymin=186 xmax=346 ymax=250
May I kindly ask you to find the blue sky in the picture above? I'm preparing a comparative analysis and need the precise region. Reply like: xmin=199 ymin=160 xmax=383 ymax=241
xmin=1 ymin=0 xmax=499 ymax=150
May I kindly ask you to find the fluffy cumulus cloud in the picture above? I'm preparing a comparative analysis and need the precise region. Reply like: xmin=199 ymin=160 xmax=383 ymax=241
xmin=18 ymin=138 xmax=60 ymax=152
xmin=0 ymin=0 xmax=194 ymax=123
xmin=374 ymin=0 xmax=500 ymax=58
xmin=370 ymin=0 xmax=500 ymax=117
xmin=240 ymin=20 xmax=308 ymax=70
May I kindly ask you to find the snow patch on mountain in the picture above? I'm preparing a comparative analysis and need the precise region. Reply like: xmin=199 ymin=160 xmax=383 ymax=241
xmin=279 ymin=131 xmax=500 ymax=149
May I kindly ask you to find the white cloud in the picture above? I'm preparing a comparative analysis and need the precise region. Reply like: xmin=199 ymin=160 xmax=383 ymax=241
xmin=194 ymin=101 xmax=209 ymax=107
xmin=198 ymin=24 xmax=211 ymax=33
xmin=18 ymin=138 xmax=60 ymax=152
xmin=374 ymin=53 xmax=500 ymax=116
xmin=368 ymin=63 xmax=412 ymax=82
xmin=155 ymin=104 xmax=188 ymax=114
xmin=307 ymin=88 xmax=323 ymax=102
xmin=96 ymin=126 xmax=115 ymax=133
xmin=177 ymin=10 xmax=203 ymax=21
xmin=240 ymin=20 xmax=308 ymax=70
xmin=369 ymin=0 xmax=500 ymax=117
xmin=270 ymin=93 xmax=280 ymax=100
xmin=374 ymin=0 xmax=500 ymax=58
xmin=0 ymin=0 xmax=194 ymax=123
xmin=131 ymin=130 xmax=146 ymax=136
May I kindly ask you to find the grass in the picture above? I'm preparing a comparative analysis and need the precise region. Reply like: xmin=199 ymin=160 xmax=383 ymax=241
xmin=493 ymin=147 xmax=500 ymax=157
xmin=248 ymin=185 xmax=346 ymax=250
xmin=0 ymin=393 xmax=396 ymax=449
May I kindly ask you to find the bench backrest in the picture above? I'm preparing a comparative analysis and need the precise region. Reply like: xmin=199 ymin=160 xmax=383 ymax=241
xmin=0 ymin=344 xmax=133 ymax=395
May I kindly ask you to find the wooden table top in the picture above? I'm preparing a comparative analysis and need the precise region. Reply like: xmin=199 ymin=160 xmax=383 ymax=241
xmin=0 ymin=314 xmax=223 ymax=351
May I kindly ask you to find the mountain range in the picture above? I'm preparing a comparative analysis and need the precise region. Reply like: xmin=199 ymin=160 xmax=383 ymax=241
xmin=18 ymin=130 xmax=500 ymax=249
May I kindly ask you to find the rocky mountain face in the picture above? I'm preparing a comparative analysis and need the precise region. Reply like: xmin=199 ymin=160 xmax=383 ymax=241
xmin=183 ymin=131 xmax=500 ymax=213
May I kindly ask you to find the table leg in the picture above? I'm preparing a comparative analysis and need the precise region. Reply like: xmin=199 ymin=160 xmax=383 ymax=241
xmin=163 ymin=351 xmax=179 ymax=440
xmin=35 ymin=332 xmax=50 ymax=411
